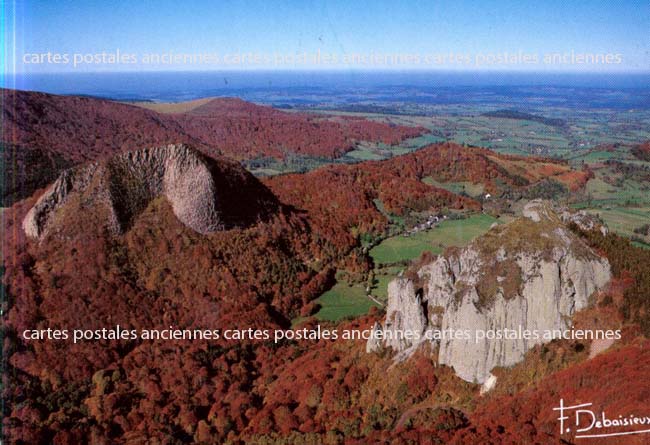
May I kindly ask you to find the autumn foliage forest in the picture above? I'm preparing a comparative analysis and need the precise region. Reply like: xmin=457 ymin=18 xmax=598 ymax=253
xmin=1 ymin=89 xmax=424 ymax=205
xmin=2 ymin=90 xmax=650 ymax=444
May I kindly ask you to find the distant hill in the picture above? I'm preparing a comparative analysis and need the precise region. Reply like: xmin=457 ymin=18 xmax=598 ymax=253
xmin=170 ymin=97 xmax=426 ymax=160
xmin=482 ymin=109 xmax=566 ymax=127
xmin=1 ymin=88 xmax=426 ymax=204
xmin=632 ymin=141 xmax=650 ymax=161
xmin=264 ymin=142 xmax=588 ymax=248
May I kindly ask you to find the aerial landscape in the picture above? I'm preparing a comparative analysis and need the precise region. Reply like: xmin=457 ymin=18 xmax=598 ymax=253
xmin=2 ymin=1 xmax=650 ymax=444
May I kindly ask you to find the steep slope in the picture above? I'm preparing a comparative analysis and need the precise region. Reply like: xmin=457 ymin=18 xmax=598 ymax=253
xmin=2 ymin=147 xmax=344 ymax=443
xmin=452 ymin=340 xmax=650 ymax=445
xmin=368 ymin=201 xmax=611 ymax=383
xmin=1 ymin=88 xmax=198 ymax=163
xmin=0 ymin=143 xmax=73 ymax=205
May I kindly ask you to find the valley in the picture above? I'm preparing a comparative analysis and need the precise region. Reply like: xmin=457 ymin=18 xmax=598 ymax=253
xmin=1 ymin=86 xmax=650 ymax=444
xmin=124 ymin=89 xmax=650 ymax=257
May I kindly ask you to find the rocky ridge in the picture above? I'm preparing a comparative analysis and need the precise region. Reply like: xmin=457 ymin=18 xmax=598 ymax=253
xmin=367 ymin=201 xmax=612 ymax=384
xmin=23 ymin=144 xmax=277 ymax=239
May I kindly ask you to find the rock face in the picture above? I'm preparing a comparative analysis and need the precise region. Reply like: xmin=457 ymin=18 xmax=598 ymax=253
xmin=23 ymin=144 xmax=278 ymax=239
xmin=368 ymin=201 xmax=611 ymax=383
xmin=382 ymin=279 xmax=428 ymax=352
xmin=559 ymin=208 xmax=609 ymax=236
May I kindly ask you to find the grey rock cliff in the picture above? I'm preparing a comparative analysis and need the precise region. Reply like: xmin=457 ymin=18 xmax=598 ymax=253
xmin=23 ymin=144 xmax=277 ymax=239
xmin=368 ymin=201 xmax=611 ymax=384
xmin=381 ymin=279 xmax=428 ymax=352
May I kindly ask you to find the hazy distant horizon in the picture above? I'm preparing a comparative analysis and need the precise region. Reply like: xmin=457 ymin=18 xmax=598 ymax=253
xmin=3 ymin=70 xmax=648 ymax=105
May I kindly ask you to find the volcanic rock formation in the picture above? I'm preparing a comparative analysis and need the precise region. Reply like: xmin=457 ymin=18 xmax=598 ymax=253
xmin=367 ymin=200 xmax=612 ymax=383
xmin=23 ymin=144 xmax=278 ymax=239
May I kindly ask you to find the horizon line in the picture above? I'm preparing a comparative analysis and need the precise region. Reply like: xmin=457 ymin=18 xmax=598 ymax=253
xmin=6 ymin=67 xmax=650 ymax=76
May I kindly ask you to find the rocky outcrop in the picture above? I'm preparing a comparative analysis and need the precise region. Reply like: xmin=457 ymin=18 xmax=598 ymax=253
xmin=368 ymin=201 xmax=611 ymax=383
xmin=381 ymin=279 xmax=428 ymax=352
xmin=23 ymin=144 xmax=278 ymax=239
xmin=559 ymin=208 xmax=608 ymax=236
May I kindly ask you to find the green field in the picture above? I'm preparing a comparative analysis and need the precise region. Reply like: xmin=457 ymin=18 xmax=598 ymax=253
xmin=567 ymin=150 xmax=621 ymax=163
xmin=573 ymin=168 xmax=650 ymax=208
xmin=581 ymin=206 xmax=650 ymax=246
xmin=369 ymin=213 xmax=499 ymax=265
xmin=312 ymin=215 xmax=499 ymax=321
xmin=422 ymin=177 xmax=485 ymax=198
xmin=370 ymin=266 xmax=403 ymax=301
xmin=340 ymin=133 xmax=446 ymax=163
xmin=344 ymin=145 xmax=385 ymax=161
xmin=313 ymin=281 xmax=380 ymax=322
xmin=354 ymin=108 xmax=650 ymax=159
xmin=247 ymin=106 xmax=650 ymax=179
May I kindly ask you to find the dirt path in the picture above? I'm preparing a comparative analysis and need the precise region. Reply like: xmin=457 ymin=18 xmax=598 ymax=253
xmin=366 ymin=293 xmax=384 ymax=307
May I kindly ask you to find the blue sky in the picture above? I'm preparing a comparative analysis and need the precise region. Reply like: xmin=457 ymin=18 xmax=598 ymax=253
xmin=3 ymin=0 xmax=649 ymax=73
